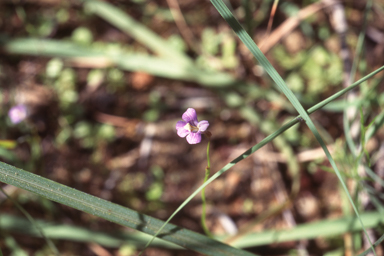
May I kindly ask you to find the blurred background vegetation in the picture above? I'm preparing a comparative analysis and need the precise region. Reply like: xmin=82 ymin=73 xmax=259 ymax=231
xmin=0 ymin=0 xmax=384 ymax=255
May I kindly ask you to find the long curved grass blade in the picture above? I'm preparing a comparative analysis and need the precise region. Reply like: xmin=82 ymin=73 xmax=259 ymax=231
xmin=0 ymin=161 xmax=257 ymax=256
xmin=142 ymin=65 xmax=384 ymax=250
xmin=210 ymin=0 xmax=376 ymax=254
xmin=0 ymin=214 xmax=181 ymax=249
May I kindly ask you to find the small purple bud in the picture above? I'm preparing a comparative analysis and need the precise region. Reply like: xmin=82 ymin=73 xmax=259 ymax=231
xmin=8 ymin=104 xmax=28 ymax=124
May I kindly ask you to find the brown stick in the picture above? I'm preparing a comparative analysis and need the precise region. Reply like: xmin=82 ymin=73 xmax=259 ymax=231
xmin=260 ymin=0 xmax=336 ymax=53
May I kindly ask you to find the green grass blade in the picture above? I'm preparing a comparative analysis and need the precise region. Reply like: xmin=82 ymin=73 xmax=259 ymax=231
xmin=364 ymin=166 xmax=384 ymax=189
xmin=366 ymin=110 xmax=384 ymax=141
xmin=4 ymin=236 xmax=28 ymax=256
xmin=357 ymin=233 xmax=384 ymax=256
xmin=0 ymin=161 xmax=257 ymax=256
xmin=349 ymin=0 xmax=372 ymax=84
xmin=344 ymin=110 xmax=358 ymax=156
xmin=210 ymin=0 xmax=376 ymax=254
xmin=343 ymin=0 xmax=373 ymax=157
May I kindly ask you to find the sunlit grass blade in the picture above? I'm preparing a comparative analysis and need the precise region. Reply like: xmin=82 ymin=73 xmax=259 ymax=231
xmin=1 ymin=38 xmax=235 ymax=88
xmin=0 ymin=161 xmax=257 ymax=256
xmin=4 ymin=236 xmax=27 ymax=256
xmin=0 ymin=140 xmax=17 ymax=149
xmin=230 ymin=211 xmax=384 ymax=248
xmin=210 ymin=0 xmax=376 ymax=254
xmin=142 ymin=65 xmax=384 ymax=250
xmin=83 ymin=0 xmax=192 ymax=65
xmin=0 ymin=214 xmax=182 ymax=249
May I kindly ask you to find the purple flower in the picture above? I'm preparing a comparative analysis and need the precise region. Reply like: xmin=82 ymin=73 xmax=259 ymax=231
xmin=8 ymin=104 xmax=28 ymax=124
xmin=176 ymin=108 xmax=209 ymax=144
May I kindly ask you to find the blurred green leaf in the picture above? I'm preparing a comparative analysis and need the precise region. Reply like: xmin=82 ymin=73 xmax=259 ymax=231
xmin=202 ymin=28 xmax=220 ymax=55
xmin=56 ymin=9 xmax=69 ymax=24
xmin=0 ymin=140 xmax=17 ymax=149
xmin=286 ymin=72 xmax=304 ymax=93
xmin=118 ymin=244 xmax=137 ymax=256
xmin=272 ymin=45 xmax=305 ymax=70
xmin=56 ymin=127 xmax=71 ymax=146
xmin=73 ymin=121 xmax=92 ymax=139
xmin=71 ymin=27 xmax=94 ymax=45
xmin=167 ymin=34 xmax=187 ymax=53
xmin=87 ymin=69 xmax=105 ymax=88
xmin=143 ymin=109 xmax=159 ymax=122
xmin=0 ymin=147 xmax=17 ymax=162
xmin=282 ymin=117 xmax=300 ymax=143
xmin=46 ymin=58 xmax=63 ymax=78
xmin=225 ymin=92 xmax=243 ymax=107
xmin=97 ymin=124 xmax=115 ymax=142
xmin=107 ymin=68 xmax=124 ymax=83
xmin=146 ymin=183 xmax=163 ymax=201
xmin=221 ymin=34 xmax=238 ymax=69
xmin=4 ymin=236 xmax=28 ymax=256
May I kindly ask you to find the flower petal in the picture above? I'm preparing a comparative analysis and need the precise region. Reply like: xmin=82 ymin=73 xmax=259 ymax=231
xmin=197 ymin=120 xmax=209 ymax=132
xmin=182 ymin=108 xmax=198 ymax=125
xmin=176 ymin=121 xmax=187 ymax=130
xmin=8 ymin=104 xmax=28 ymax=124
xmin=177 ymin=128 xmax=189 ymax=138
xmin=186 ymin=132 xmax=201 ymax=144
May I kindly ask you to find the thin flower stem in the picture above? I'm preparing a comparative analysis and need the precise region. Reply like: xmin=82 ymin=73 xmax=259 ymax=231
xmin=201 ymin=139 xmax=213 ymax=238
xmin=206 ymin=137 xmax=211 ymax=168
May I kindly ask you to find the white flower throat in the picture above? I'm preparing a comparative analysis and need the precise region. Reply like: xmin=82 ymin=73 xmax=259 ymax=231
xmin=184 ymin=123 xmax=199 ymax=132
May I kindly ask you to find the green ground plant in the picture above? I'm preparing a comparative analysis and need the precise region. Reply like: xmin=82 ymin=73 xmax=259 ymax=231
xmin=0 ymin=0 xmax=384 ymax=255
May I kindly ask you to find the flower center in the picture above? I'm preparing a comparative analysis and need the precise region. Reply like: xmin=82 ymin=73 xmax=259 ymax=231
xmin=184 ymin=123 xmax=199 ymax=133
